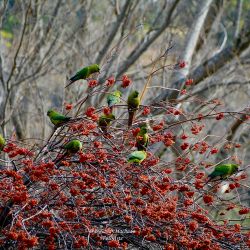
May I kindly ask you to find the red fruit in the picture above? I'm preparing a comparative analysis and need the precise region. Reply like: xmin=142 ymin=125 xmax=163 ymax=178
xmin=7 ymin=231 xmax=18 ymax=240
xmin=229 ymin=183 xmax=236 ymax=189
xmin=132 ymin=127 xmax=140 ymax=137
xmin=90 ymin=114 xmax=99 ymax=121
xmin=185 ymin=78 xmax=193 ymax=86
xmin=65 ymin=103 xmax=73 ymax=110
xmin=164 ymin=168 xmax=172 ymax=174
xmin=186 ymin=191 xmax=194 ymax=198
xmin=146 ymin=234 xmax=156 ymax=241
xmin=152 ymin=122 xmax=164 ymax=131
xmin=88 ymin=79 xmax=98 ymax=88
xmin=234 ymin=224 xmax=241 ymax=232
xmin=184 ymin=199 xmax=193 ymax=207
xmin=106 ymin=76 xmax=115 ymax=86
xmin=85 ymin=107 xmax=95 ymax=117
xmin=203 ymin=194 xmax=213 ymax=204
xmin=181 ymin=133 xmax=188 ymax=140
xmin=103 ymin=107 xmax=111 ymax=115
xmin=239 ymin=208 xmax=250 ymax=215
xmin=195 ymin=172 xmax=205 ymax=179
xmin=216 ymin=113 xmax=224 ymax=120
xmin=142 ymin=106 xmax=151 ymax=115
xmin=197 ymin=113 xmax=203 ymax=121
xmin=164 ymin=138 xmax=175 ymax=147
xmin=226 ymin=204 xmax=235 ymax=211
xmin=124 ymin=215 xmax=132 ymax=223
xmin=178 ymin=60 xmax=186 ymax=68
xmin=180 ymin=142 xmax=189 ymax=150
xmin=180 ymin=89 xmax=187 ymax=95
xmin=189 ymin=221 xmax=198 ymax=231
xmin=210 ymin=148 xmax=218 ymax=154
xmin=94 ymin=141 xmax=102 ymax=148
xmin=121 ymin=75 xmax=132 ymax=88
xmin=191 ymin=124 xmax=203 ymax=135
xmin=108 ymin=240 xmax=120 ymax=248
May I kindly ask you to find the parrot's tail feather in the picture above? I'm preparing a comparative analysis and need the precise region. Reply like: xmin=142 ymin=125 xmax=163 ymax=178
xmin=65 ymin=74 xmax=79 ymax=87
xmin=100 ymin=126 xmax=108 ymax=135
xmin=128 ymin=111 xmax=135 ymax=127
xmin=65 ymin=80 xmax=74 ymax=88
xmin=136 ymin=143 xmax=146 ymax=151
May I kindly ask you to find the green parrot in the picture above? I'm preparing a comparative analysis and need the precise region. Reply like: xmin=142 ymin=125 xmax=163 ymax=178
xmin=64 ymin=139 xmax=82 ymax=154
xmin=127 ymin=90 xmax=140 ymax=127
xmin=107 ymin=90 xmax=122 ymax=111
xmin=47 ymin=109 xmax=71 ymax=127
xmin=136 ymin=125 xmax=149 ymax=151
xmin=98 ymin=113 xmax=116 ymax=134
xmin=0 ymin=134 xmax=6 ymax=152
xmin=208 ymin=164 xmax=239 ymax=181
xmin=127 ymin=150 xmax=147 ymax=164
xmin=66 ymin=64 xmax=100 ymax=87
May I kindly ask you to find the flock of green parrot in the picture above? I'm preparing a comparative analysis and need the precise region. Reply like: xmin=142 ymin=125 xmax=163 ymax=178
xmin=0 ymin=64 xmax=240 ymax=181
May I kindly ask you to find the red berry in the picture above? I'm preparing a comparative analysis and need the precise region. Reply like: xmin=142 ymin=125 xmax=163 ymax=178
xmin=210 ymin=148 xmax=218 ymax=154
xmin=181 ymin=133 xmax=188 ymax=140
xmin=180 ymin=142 xmax=189 ymax=150
xmin=121 ymin=75 xmax=132 ymax=88
xmin=239 ymin=208 xmax=250 ymax=215
xmin=180 ymin=89 xmax=187 ymax=95
xmin=185 ymin=78 xmax=194 ymax=86
xmin=103 ymin=107 xmax=111 ymax=115
xmin=88 ymin=79 xmax=98 ymax=88
xmin=178 ymin=60 xmax=186 ymax=68
xmin=65 ymin=103 xmax=73 ymax=110
xmin=216 ymin=113 xmax=224 ymax=120
xmin=85 ymin=107 xmax=95 ymax=117
xmin=142 ymin=106 xmax=151 ymax=115
xmin=203 ymin=194 xmax=213 ymax=204
xmin=106 ymin=76 xmax=115 ymax=86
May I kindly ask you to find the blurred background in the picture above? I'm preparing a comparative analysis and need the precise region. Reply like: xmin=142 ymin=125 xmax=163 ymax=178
xmin=0 ymin=0 xmax=249 ymax=150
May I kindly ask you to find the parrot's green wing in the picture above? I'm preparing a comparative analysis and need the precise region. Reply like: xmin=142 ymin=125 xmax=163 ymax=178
xmin=127 ymin=91 xmax=140 ymax=127
xmin=127 ymin=151 xmax=147 ymax=163
xmin=208 ymin=164 xmax=239 ymax=179
xmin=70 ymin=67 xmax=89 ymax=82
xmin=47 ymin=110 xmax=71 ymax=126
xmin=64 ymin=140 xmax=82 ymax=154
xmin=51 ymin=113 xmax=70 ymax=126
xmin=0 ymin=134 xmax=6 ymax=151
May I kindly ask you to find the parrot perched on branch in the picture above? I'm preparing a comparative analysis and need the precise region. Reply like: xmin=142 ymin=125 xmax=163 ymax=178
xmin=107 ymin=90 xmax=122 ymax=112
xmin=98 ymin=113 xmax=116 ymax=134
xmin=127 ymin=90 xmax=140 ymax=127
xmin=65 ymin=64 xmax=100 ymax=88
xmin=136 ymin=125 xmax=149 ymax=151
xmin=55 ymin=139 xmax=82 ymax=164
xmin=47 ymin=109 xmax=71 ymax=127
xmin=127 ymin=150 xmax=147 ymax=164
xmin=0 ymin=134 xmax=6 ymax=152
xmin=208 ymin=164 xmax=239 ymax=181
xmin=64 ymin=139 xmax=82 ymax=154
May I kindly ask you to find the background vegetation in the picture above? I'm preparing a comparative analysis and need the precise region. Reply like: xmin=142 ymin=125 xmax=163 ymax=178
xmin=0 ymin=0 xmax=249 ymax=249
